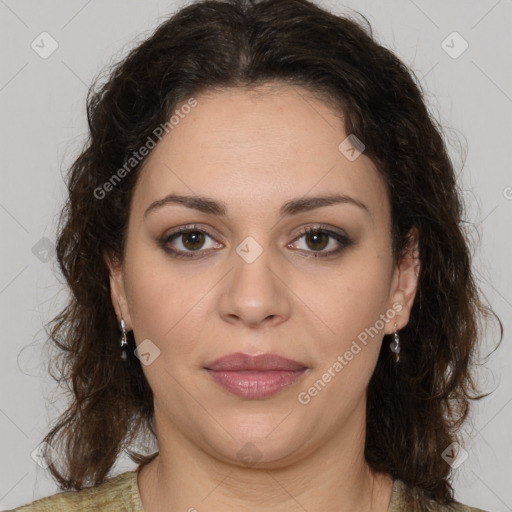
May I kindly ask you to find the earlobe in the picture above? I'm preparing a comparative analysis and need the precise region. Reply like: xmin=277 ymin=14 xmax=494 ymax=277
xmin=103 ymin=250 xmax=133 ymax=330
xmin=387 ymin=227 xmax=421 ymax=333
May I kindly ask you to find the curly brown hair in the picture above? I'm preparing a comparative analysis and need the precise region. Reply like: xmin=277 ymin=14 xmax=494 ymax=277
xmin=41 ymin=0 xmax=501 ymax=507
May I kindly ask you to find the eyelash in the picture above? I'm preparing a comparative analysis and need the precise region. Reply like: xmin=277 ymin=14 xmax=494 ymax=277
xmin=160 ymin=224 xmax=352 ymax=259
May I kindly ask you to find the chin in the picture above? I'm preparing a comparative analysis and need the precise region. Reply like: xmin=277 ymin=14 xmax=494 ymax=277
xmin=199 ymin=416 xmax=313 ymax=468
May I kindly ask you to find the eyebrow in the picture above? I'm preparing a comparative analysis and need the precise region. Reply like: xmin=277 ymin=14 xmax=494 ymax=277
xmin=143 ymin=193 xmax=370 ymax=219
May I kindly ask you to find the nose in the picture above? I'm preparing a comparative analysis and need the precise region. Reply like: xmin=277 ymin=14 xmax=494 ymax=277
xmin=218 ymin=242 xmax=292 ymax=329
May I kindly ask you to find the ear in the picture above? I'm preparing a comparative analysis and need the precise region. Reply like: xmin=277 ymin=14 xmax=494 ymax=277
xmin=384 ymin=226 xmax=420 ymax=334
xmin=104 ymin=250 xmax=133 ymax=331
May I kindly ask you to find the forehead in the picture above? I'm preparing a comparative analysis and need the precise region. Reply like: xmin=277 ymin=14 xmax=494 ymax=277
xmin=132 ymin=84 xmax=389 ymax=223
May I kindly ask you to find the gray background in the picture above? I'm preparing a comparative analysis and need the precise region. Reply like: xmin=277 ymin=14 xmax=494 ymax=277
xmin=0 ymin=0 xmax=511 ymax=510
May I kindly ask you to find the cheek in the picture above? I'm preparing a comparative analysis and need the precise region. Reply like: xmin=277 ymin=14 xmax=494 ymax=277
xmin=298 ymin=266 xmax=389 ymax=417
xmin=300 ymin=252 xmax=392 ymax=404
xmin=316 ymin=253 xmax=393 ymax=343
xmin=123 ymin=243 xmax=208 ymax=354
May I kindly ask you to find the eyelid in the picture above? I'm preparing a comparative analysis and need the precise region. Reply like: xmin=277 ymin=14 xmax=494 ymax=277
xmin=288 ymin=224 xmax=351 ymax=256
xmin=292 ymin=223 xmax=348 ymax=240
xmin=161 ymin=224 xmax=223 ymax=257
xmin=160 ymin=223 xmax=351 ymax=258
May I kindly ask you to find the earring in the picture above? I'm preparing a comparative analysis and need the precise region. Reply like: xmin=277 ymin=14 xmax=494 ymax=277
xmin=390 ymin=323 xmax=400 ymax=362
xmin=120 ymin=318 xmax=128 ymax=361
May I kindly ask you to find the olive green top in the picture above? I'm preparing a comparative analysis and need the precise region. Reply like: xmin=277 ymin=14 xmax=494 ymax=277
xmin=8 ymin=471 xmax=487 ymax=512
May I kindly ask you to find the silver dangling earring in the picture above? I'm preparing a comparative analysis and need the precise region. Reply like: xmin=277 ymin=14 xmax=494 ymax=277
xmin=120 ymin=318 xmax=128 ymax=361
xmin=390 ymin=323 xmax=400 ymax=362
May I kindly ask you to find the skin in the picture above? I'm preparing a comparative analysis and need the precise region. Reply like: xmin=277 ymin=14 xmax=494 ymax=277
xmin=106 ymin=83 xmax=420 ymax=512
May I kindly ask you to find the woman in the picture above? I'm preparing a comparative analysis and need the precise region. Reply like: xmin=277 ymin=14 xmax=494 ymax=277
xmin=9 ymin=0 xmax=501 ymax=510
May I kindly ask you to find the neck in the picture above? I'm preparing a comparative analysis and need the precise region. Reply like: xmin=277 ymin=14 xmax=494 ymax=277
xmin=138 ymin=406 xmax=393 ymax=512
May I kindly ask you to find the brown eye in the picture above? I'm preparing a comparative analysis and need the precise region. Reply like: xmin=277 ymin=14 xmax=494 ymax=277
xmin=304 ymin=230 xmax=329 ymax=251
xmin=289 ymin=225 xmax=352 ymax=258
xmin=161 ymin=225 xmax=223 ymax=258
xmin=180 ymin=231 xmax=206 ymax=250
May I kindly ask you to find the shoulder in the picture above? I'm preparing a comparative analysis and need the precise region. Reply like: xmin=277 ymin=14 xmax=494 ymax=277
xmin=390 ymin=479 xmax=489 ymax=512
xmin=6 ymin=471 xmax=143 ymax=512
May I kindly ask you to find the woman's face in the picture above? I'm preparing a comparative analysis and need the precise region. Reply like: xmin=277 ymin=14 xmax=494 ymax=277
xmin=108 ymin=83 xmax=419 ymax=467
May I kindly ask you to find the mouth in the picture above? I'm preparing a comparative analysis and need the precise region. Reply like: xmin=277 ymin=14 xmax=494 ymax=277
xmin=204 ymin=352 xmax=307 ymax=372
xmin=203 ymin=352 xmax=308 ymax=399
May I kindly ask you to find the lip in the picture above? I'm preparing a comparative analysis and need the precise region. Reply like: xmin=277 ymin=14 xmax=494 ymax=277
xmin=204 ymin=352 xmax=307 ymax=371
xmin=204 ymin=353 xmax=308 ymax=399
